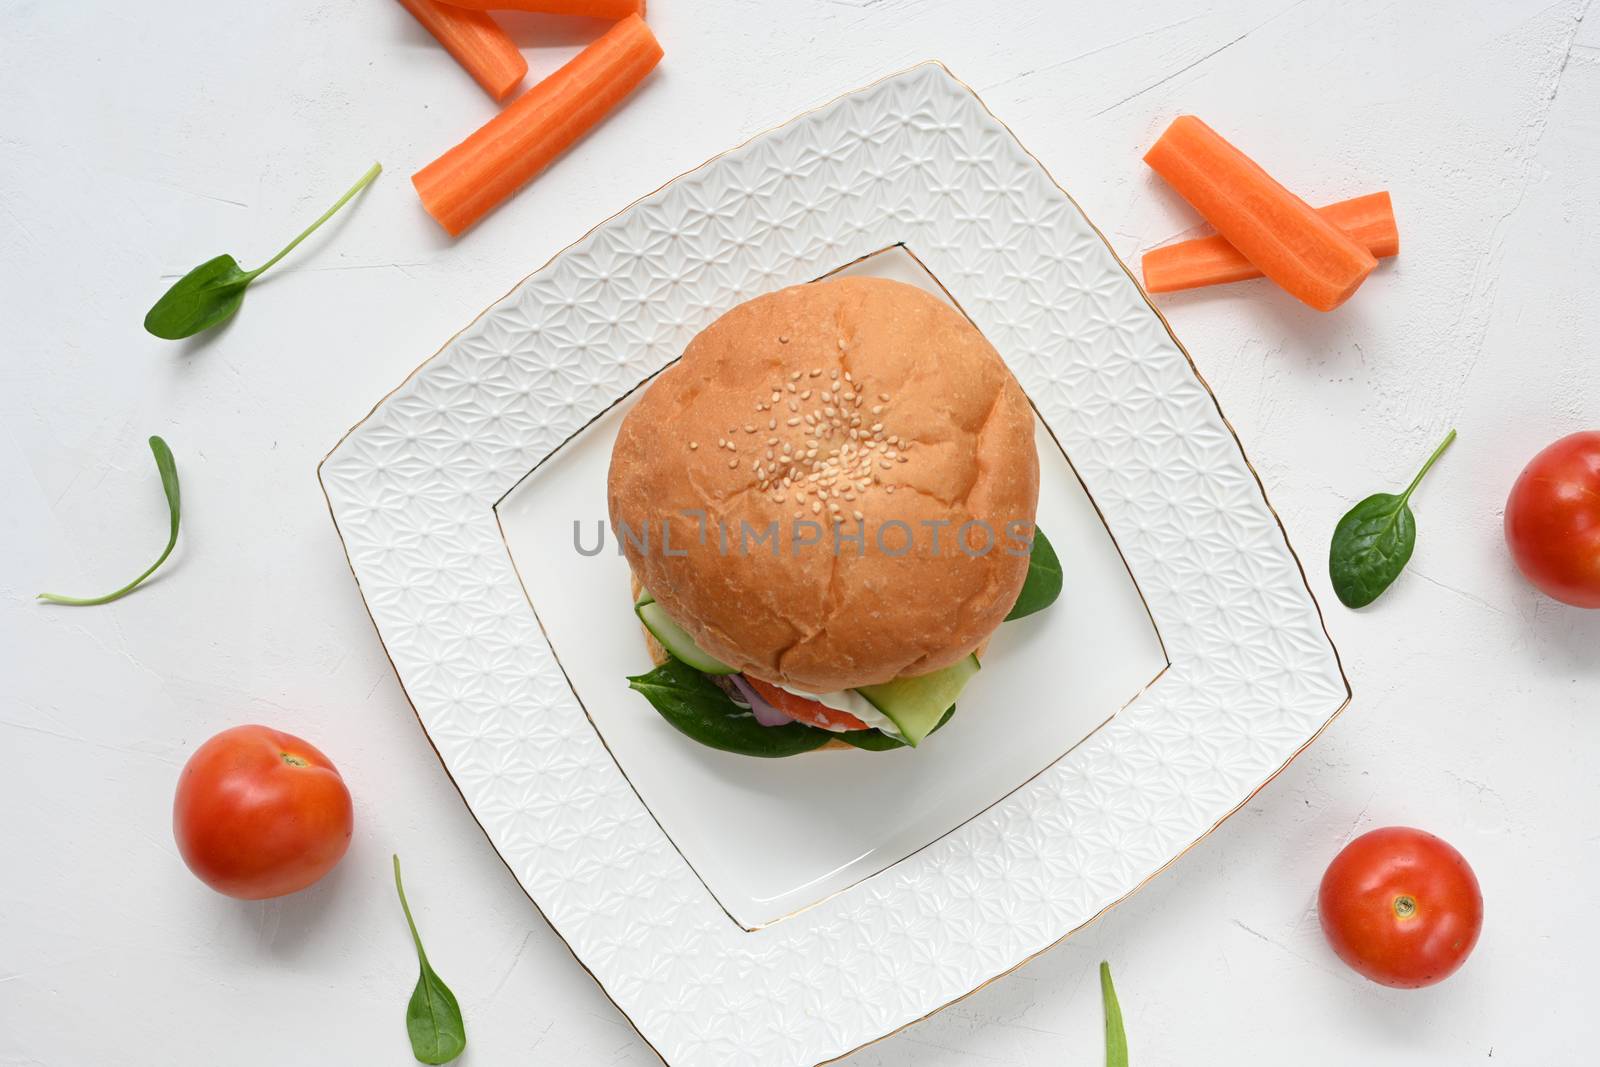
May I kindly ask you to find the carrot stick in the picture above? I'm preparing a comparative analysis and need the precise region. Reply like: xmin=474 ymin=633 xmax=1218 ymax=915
xmin=413 ymin=13 xmax=662 ymax=236
xmin=1143 ymin=116 xmax=1378 ymax=311
xmin=1143 ymin=192 xmax=1398 ymax=294
xmin=434 ymin=0 xmax=644 ymax=19
xmin=396 ymin=0 xmax=527 ymax=102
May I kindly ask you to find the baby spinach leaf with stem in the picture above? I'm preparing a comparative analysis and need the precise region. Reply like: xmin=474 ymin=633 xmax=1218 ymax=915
xmin=1328 ymin=429 xmax=1456 ymax=608
xmin=37 ymin=436 xmax=180 ymax=606
xmin=1100 ymin=961 xmax=1129 ymax=1067
xmin=393 ymin=855 xmax=467 ymax=1065
xmin=144 ymin=162 xmax=381 ymax=339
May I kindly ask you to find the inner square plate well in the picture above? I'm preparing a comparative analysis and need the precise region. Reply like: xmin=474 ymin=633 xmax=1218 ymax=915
xmin=495 ymin=246 xmax=1168 ymax=930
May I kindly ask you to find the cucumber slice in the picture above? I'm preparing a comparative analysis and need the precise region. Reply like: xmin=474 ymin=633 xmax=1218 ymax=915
xmin=635 ymin=595 xmax=738 ymax=675
xmin=856 ymin=654 xmax=980 ymax=746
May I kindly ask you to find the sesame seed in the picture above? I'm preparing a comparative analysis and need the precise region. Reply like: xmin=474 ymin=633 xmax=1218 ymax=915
xmin=830 ymin=369 xmax=839 ymax=379
xmin=775 ymin=494 xmax=786 ymax=502
xmin=787 ymin=417 xmax=801 ymax=426
xmin=728 ymin=457 xmax=739 ymax=468
xmin=817 ymin=489 xmax=828 ymax=500
xmin=745 ymin=424 xmax=756 ymax=433
xmin=800 ymin=389 xmax=812 ymax=400
xmin=872 ymin=405 xmax=883 ymax=415
xmin=885 ymin=485 xmax=896 ymax=493
xmin=766 ymin=449 xmax=775 ymax=460
xmin=879 ymin=393 xmax=890 ymax=401
xmin=837 ymin=339 xmax=846 ymax=350
xmin=786 ymin=382 xmax=797 ymax=393
xmin=810 ymin=368 xmax=823 ymax=377
xmin=812 ymin=501 xmax=822 ymax=513
xmin=790 ymin=371 xmax=801 ymax=381
xmin=729 ymin=427 xmax=737 ymax=435
xmin=688 ymin=442 xmax=699 ymax=450
xmin=830 ymin=380 xmax=842 ymax=392
xmin=881 ymin=460 xmax=892 ymax=469
xmin=770 ymin=391 xmax=781 ymax=403
xmin=788 ymin=400 xmax=799 ymax=412
xmin=885 ymin=448 xmax=897 ymax=458
xmin=779 ymin=335 xmax=790 ymax=344
xmin=782 ymin=442 xmax=792 ymax=454
xmin=853 ymin=510 xmax=863 ymax=521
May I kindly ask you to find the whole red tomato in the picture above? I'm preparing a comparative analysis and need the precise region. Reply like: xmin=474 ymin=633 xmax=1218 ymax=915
xmin=1505 ymin=430 xmax=1600 ymax=608
xmin=1318 ymin=827 xmax=1482 ymax=988
xmin=173 ymin=725 xmax=354 ymax=899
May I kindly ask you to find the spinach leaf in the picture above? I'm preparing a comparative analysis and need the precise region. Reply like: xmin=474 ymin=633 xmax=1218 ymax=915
xmin=144 ymin=162 xmax=381 ymax=339
xmin=628 ymin=657 xmax=833 ymax=757
xmin=38 ymin=436 xmax=181 ymax=606
xmin=1100 ymin=961 xmax=1128 ymax=1067
xmin=836 ymin=705 xmax=956 ymax=750
xmin=1329 ymin=429 xmax=1455 ymax=608
xmin=1005 ymin=526 xmax=1063 ymax=620
xmin=392 ymin=855 xmax=467 ymax=1065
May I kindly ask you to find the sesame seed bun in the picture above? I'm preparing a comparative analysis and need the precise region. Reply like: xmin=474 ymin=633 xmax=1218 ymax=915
xmin=608 ymin=277 xmax=1039 ymax=693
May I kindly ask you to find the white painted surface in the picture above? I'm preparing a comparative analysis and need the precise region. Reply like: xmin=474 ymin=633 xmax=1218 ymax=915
xmin=2 ymin=1 xmax=1596 ymax=1063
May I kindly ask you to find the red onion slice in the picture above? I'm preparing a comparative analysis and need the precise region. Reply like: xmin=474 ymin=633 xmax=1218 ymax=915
xmin=729 ymin=674 xmax=794 ymax=727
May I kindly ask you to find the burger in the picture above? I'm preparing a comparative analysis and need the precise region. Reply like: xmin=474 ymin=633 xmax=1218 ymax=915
xmin=609 ymin=276 xmax=1060 ymax=755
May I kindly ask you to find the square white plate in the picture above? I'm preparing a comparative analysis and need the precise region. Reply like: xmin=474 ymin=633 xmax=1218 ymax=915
xmin=321 ymin=63 xmax=1349 ymax=1066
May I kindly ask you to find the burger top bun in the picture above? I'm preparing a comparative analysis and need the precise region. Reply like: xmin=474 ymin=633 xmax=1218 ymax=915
xmin=607 ymin=276 xmax=1040 ymax=693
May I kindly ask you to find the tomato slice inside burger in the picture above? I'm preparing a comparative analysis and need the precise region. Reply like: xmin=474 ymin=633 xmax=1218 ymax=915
xmin=742 ymin=676 xmax=871 ymax=732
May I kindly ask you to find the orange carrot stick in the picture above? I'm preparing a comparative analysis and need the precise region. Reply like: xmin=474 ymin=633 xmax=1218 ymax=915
xmin=413 ymin=13 xmax=662 ymax=236
xmin=1143 ymin=192 xmax=1398 ymax=294
xmin=1143 ymin=117 xmax=1378 ymax=311
xmin=434 ymin=0 xmax=644 ymax=18
xmin=396 ymin=0 xmax=527 ymax=102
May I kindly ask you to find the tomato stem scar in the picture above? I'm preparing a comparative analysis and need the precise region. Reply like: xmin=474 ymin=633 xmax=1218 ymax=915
xmin=1393 ymin=894 xmax=1418 ymax=920
xmin=280 ymin=752 xmax=309 ymax=767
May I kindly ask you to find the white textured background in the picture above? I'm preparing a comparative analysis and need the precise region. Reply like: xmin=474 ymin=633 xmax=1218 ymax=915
xmin=3 ymin=1 xmax=1597 ymax=1064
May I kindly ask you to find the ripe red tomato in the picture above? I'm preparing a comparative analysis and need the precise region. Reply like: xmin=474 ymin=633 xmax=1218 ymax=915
xmin=1318 ymin=827 xmax=1483 ymax=988
xmin=173 ymin=725 xmax=354 ymax=899
xmin=1504 ymin=430 xmax=1600 ymax=608
xmin=743 ymin=676 xmax=870 ymax=731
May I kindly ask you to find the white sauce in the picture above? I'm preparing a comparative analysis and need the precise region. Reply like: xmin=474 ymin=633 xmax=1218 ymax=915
xmin=775 ymin=682 xmax=904 ymax=740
